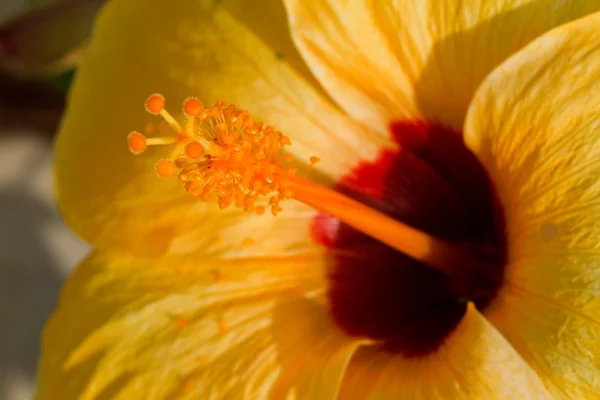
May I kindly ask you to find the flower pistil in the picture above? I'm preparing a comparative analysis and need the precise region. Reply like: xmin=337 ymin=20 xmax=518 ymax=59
xmin=128 ymin=93 xmax=498 ymax=297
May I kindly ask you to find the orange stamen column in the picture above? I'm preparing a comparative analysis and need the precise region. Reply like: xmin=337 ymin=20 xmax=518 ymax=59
xmin=288 ymin=177 xmax=495 ymax=294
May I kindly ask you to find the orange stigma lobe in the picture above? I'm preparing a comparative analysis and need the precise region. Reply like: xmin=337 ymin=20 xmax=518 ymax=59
xmin=145 ymin=94 xmax=165 ymax=115
xmin=183 ymin=97 xmax=204 ymax=117
xmin=128 ymin=131 xmax=147 ymax=154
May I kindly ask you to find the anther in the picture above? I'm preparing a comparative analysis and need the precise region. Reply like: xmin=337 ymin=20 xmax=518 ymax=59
xmin=185 ymin=141 xmax=204 ymax=159
xmin=155 ymin=159 xmax=176 ymax=178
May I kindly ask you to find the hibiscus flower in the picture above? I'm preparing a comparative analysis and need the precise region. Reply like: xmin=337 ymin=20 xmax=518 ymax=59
xmin=38 ymin=0 xmax=600 ymax=399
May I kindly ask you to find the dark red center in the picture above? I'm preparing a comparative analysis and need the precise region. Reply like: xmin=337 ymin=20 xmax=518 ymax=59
xmin=311 ymin=121 xmax=507 ymax=356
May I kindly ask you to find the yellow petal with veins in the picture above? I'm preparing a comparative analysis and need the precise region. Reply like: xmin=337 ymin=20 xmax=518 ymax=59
xmin=337 ymin=304 xmax=551 ymax=399
xmin=36 ymin=251 xmax=363 ymax=399
xmin=465 ymin=12 xmax=600 ymax=398
xmin=55 ymin=0 xmax=385 ymax=254
xmin=284 ymin=0 xmax=600 ymax=132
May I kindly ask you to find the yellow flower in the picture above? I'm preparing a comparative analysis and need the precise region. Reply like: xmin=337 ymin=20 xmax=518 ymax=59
xmin=38 ymin=0 xmax=600 ymax=399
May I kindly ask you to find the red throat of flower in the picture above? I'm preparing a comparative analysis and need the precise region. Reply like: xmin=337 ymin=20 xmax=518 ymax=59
xmin=315 ymin=121 xmax=507 ymax=355
xmin=128 ymin=94 xmax=507 ymax=355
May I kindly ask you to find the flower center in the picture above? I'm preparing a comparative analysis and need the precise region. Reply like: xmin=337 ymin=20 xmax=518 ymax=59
xmin=313 ymin=121 xmax=506 ymax=356
xmin=128 ymin=95 xmax=506 ymax=355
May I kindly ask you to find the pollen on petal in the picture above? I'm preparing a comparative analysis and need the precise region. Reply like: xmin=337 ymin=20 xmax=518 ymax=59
xmin=241 ymin=237 xmax=255 ymax=246
xmin=175 ymin=317 xmax=189 ymax=329
xmin=214 ymin=271 xmax=228 ymax=282
xmin=218 ymin=317 xmax=228 ymax=334
xmin=183 ymin=97 xmax=204 ymax=117
xmin=185 ymin=141 xmax=204 ymax=159
xmin=310 ymin=156 xmax=321 ymax=165
xmin=171 ymin=264 xmax=183 ymax=275
xmin=127 ymin=131 xmax=147 ymax=154
xmin=183 ymin=379 xmax=197 ymax=393
xmin=145 ymin=93 xmax=165 ymax=115
xmin=155 ymin=159 xmax=176 ymax=178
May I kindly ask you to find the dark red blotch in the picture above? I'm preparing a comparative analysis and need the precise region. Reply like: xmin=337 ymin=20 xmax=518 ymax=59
xmin=312 ymin=121 xmax=506 ymax=356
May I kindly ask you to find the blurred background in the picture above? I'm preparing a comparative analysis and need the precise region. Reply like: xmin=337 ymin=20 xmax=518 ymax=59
xmin=0 ymin=0 xmax=101 ymax=398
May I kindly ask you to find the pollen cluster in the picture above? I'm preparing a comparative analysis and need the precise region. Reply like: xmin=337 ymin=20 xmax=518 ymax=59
xmin=128 ymin=94 xmax=296 ymax=216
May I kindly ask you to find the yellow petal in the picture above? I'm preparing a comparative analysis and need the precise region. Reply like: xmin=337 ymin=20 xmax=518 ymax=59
xmin=464 ymin=12 xmax=600 ymax=398
xmin=266 ymin=297 xmax=364 ymax=400
xmin=55 ymin=0 xmax=385 ymax=253
xmin=284 ymin=0 xmax=600 ymax=131
xmin=338 ymin=304 xmax=551 ymax=399
xmin=36 ymin=251 xmax=361 ymax=399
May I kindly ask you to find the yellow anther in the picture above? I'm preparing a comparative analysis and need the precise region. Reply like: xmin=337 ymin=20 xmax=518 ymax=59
xmin=271 ymin=205 xmax=283 ymax=216
xmin=218 ymin=196 xmax=232 ymax=210
xmin=185 ymin=141 xmax=204 ymax=159
xmin=128 ymin=94 xmax=297 ymax=215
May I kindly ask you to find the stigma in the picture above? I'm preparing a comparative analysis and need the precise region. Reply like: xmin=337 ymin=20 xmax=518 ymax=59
xmin=128 ymin=94 xmax=296 ymax=216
